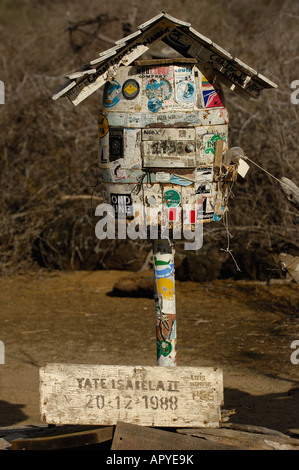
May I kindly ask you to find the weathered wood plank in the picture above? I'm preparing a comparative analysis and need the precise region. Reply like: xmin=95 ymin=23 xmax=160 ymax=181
xmin=52 ymin=12 xmax=277 ymax=105
xmin=11 ymin=426 xmax=113 ymax=450
xmin=111 ymin=421 xmax=240 ymax=450
xmin=176 ymin=427 xmax=299 ymax=450
xmin=40 ymin=364 xmax=223 ymax=427
xmin=134 ymin=57 xmax=197 ymax=66
xmin=65 ymin=18 xmax=177 ymax=106
xmin=214 ymin=139 xmax=223 ymax=168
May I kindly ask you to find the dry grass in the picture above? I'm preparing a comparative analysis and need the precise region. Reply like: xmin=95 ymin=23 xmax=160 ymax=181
xmin=0 ymin=0 xmax=298 ymax=276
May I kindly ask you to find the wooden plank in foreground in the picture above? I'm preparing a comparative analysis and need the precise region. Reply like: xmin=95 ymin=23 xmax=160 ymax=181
xmin=40 ymin=364 xmax=223 ymax=427
xmin=11 ymin=426 xmax=113 ymax=450
xmin=177 ymin=426 xmax=299 ymax=450
xmin=111 ymin=421 xmax=240 ymax=450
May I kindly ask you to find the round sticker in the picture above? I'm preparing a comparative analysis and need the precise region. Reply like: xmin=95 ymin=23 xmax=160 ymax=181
xmin=146 ymin=79 xmax=172 ymax=101
xmin=122 ymin=79 xmax=140 ymax=100
xmin=98 ymin=115 xmax=109 ymax=138
xmin=157 ymin=340 xmax=172 ymax=358
xmin=148 ymin=97 xmax=162 ymax=113
xmin=176 ymin=80 xmax=196 ymax=106
xmin=164 ymin=189 xmax=181 ymax=208
xmin=103 ymin=80 xmax=122 ymax=108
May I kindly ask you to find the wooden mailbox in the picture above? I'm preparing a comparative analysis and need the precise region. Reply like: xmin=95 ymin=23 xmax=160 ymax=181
xmin=53 ymin=12 xmax=276 ymax=235
xmin=46 ymin=11 xmax=278 ymax=428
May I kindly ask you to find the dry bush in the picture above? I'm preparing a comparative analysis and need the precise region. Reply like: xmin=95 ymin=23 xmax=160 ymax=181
xmin=0 ymin=0 xmax=298 ymax=278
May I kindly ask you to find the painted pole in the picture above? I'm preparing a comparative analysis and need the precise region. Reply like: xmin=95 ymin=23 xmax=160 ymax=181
xmin=153 ymin=239 xmax=177 ymax=367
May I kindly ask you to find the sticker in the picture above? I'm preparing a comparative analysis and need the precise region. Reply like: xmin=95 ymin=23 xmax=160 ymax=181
xmin=156 ymin=278 xmax=175 ymax=301
xmin=148 ymin=97 xmax=163 ymax=113
xmin=110 ymin=161 xmax=127 ymax=181
xmin=202 ymin=75 xmax=213 ymax=87
xmin=157 ymin=340 xmax=172 ymax=358
xmin=170 ymin=175 xmax=193 ymax=186
xmin=198 ymin=196 xmax=214 ymax=220
xmin=176 ymin=80 xmax=196 ymax=106
xmin=110 ymin=193 xmax=133 ymax=217
xmin=164 ymin=189 xmax=181 ymax=208
xmin=202 ymin=89 xmax=223 ymax=108
xmin=196 ymin=167 xmax=213 ymax=182
xmin=122 ymin=79 xmax=140 ymax=100
xmin=145 ymin=78 xmax=172 ymax=101
xmin=100 ymin=147 xmax=108 ymax=164
xmin=183 ymin=209 xmax=196 ymax=225
xmin=168 ymin=207 xmax=180 ymax=222
xmin=98 ymin=115 xmax=109 ymax=138
xmin=204 ymin=134 xmax=226 ymax=156
xmin=156 ymin=172 xmax=171 ymax=183
xmin=109 ymin=128 xmax=123 ymax=161
xmin=195 ymin=182 xmax=211 ymax=194
xmin=103 ymin=80 xmax=122 ymax=108
xmin=154 ymin=258 xmax=175 ymax=279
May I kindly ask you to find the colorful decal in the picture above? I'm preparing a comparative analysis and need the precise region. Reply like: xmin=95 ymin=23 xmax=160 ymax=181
xmin=202 ymin=75 xmax=213 ymax=87
xmin=169 ymin=319 xmax=176 ymax=340
xmin=145 ymin=78 xmax=173 ymax=113
xmin=154 ymin=262 xmax=175 ymax=279
xmin=195 ymin=167 xmax=213 ymax=194
xmin=168 ymin=207 xmax=179 ymax=222
xmin=154 ymin=256 xmax=172 ymax=267
xmin=164 ymin=189 xmax=181 ymax=208
xmin=98 ymin=115 xmax=109 ymax=138
xmin=109 ymin=127 xmax=123 ymax=161
xmin=148 ymin=97 xmax=163 ymax=113
xmin=201 ymin=74 xmax=223 ymax=108
xmin=156 ymin=278 xmax=175 ymax=301
xmin=157 ymin=340 xmax=172 ymax=358
xmin=204 ymin=134 xmax=226 ymax=157
xmin=170 ymin=175 xmax=192 ymax=186
xmin=141 ymin=68 xmax=175 ymax=112
xmin=145 ymin=78 xmax=172 ymax=101
xmin=176 ymin=80 xmax=196 ymax=106
xmin=213 ymin=213 xmax=222 ymax=221
xmin=122 ymin=79 xmax=140 ymax=100
xmin=103 ymin=80 xmax=122 ymax=108
xmin=202 ymin=88 xmax=223 ymax=108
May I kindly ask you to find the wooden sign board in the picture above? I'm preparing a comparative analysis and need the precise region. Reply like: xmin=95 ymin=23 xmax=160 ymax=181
xmin=40 ymin=364 xmax=223 ymax=428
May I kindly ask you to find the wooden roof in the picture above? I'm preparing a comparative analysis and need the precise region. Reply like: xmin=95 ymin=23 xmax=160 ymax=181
xmin=53 ymin=11 xmax=277 ymax=106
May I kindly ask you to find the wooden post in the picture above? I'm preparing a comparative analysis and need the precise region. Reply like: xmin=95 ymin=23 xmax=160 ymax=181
xmin=153 ymin=239 xmax=177 ymax=367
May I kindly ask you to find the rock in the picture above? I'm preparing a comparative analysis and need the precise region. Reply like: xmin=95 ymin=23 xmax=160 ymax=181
xmin=110 ymin=271 xmax=155 ymax=298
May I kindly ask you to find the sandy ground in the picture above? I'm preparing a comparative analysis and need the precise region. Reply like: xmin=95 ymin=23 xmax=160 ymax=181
xmin=0 ymin=269 xmax=298 ymax=435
